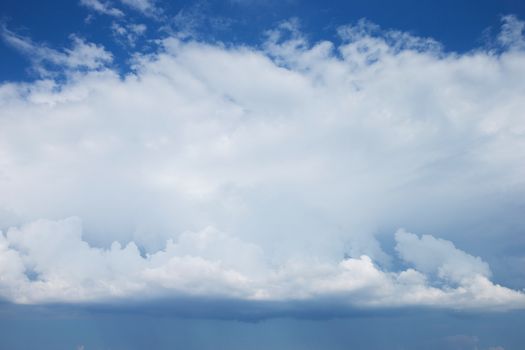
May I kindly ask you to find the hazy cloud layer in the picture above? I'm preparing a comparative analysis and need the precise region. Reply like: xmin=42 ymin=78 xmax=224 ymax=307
xmin=0 ymin=16 xmax=525 ymax=309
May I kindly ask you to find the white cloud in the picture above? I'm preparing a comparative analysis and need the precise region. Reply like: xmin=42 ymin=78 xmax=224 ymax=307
xmin=395 ymin=229 xmax=491 ymax=283
xmin=170 ymin=2 xmax=233 ymax=39
xmin=498 ymin=15 xmax=525 ymax=50
xmin=0 ymin=219 xmax=524 ymax=309
xmin=80 ymin=0 xmax=124 ymax=17
xmin=118 ymin=0 xmax=161 ymax=17
xmin=0 ymin=27 xmax=112 ymax=77
xmin=0 ymin=17 xmax=525 ymax=310
xmin=111 ymin=22 xmax=147 ymax=46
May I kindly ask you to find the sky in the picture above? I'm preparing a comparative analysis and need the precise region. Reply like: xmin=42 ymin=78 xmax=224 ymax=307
xmin=1 ymin=0 xmax=525 ymax=349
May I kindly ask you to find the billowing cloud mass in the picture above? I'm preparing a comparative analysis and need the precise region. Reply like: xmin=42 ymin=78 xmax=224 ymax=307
xmin=1 ymin=218 xmax=524 ymax=309
xmin=0 ymin=16 xmax=525 ymax=310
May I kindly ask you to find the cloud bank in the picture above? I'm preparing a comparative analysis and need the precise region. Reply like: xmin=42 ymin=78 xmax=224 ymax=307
xmin=1 ymin=218 xmax=524 ymax=310
xmin=0 ymin=16 xmax=525 ymax=310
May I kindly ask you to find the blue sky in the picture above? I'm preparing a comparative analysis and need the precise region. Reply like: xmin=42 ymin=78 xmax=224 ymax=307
xmin=1 ymin=0 xmax=525 ymax=81
xmin=1 ymin=0 xmax=525 ymax=349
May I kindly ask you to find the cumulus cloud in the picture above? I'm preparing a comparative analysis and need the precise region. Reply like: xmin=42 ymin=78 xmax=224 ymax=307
xmin=1 ymin=218 xmax=524 ymax=309
xmin=0 ymin=17 xmax=525 ymax=310
xmin=395 ymin=230 xmax=491 ymax=283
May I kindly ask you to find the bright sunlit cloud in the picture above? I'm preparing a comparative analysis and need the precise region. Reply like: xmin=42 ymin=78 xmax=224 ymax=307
xmin=0 ymin=15 xmax=525 ymax=311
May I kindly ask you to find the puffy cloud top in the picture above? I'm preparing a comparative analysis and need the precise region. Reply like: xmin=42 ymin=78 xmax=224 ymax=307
xmin=0 ymin=16 xmax=525 ymax=311
xmin=1 ymin=219 xmax=524 ymax=310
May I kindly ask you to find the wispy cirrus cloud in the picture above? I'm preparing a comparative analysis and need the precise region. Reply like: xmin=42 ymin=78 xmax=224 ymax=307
xmin=118 ymin=0 xmax=162 ymax=18
xmin=0 ymin=26 xmax=112 ymax=77
xmin=111 ymin=22 xmax=147 ymax=47
xmin=79 ymin=0 xmax=124 ymax=17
